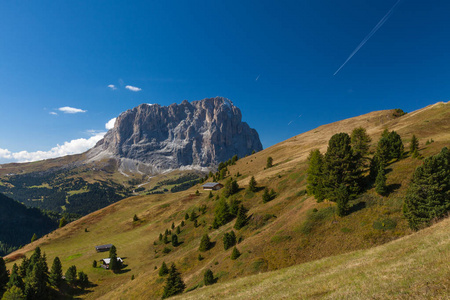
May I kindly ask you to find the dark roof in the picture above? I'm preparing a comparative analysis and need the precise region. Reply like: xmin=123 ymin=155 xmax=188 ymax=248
xmin=95 ymin=244 xmax=113 ymax=250
xmin=202 ymin=182 xmax=222 ymax=188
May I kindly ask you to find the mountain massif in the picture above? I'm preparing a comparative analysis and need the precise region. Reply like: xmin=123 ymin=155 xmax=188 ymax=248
xmin=3 ymin=102 xmax=449 ymax=299
xmin=88 ymin=97 xmax=263 ymax=173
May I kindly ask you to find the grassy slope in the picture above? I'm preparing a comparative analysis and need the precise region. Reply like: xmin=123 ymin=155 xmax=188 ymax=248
xmin=4 ymin=102 xmax=450 ymax=299
xmin=174 ymin=216 xmax=450 ymax=300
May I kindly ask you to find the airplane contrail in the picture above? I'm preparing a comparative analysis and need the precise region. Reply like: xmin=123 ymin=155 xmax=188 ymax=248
xmin=333 ymin=0 xmax=402 ymax=76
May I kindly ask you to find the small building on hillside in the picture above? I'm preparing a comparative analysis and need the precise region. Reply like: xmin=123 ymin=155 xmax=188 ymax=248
xmin=95 ymin=244 xmax=113 ymax=252
xmin=202 ymin=182 xmax=223 ymax=191
xmin=100 ymin=257 xmax=123 ymax=269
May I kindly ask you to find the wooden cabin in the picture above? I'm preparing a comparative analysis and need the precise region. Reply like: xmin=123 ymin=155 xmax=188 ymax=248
xmin=202 ymin=182 xmax=223 ymax=190
xmin=100 ymin=257 xmax=123 ymax=269
xmin=95 ymin=244 xmax=113 ymax=252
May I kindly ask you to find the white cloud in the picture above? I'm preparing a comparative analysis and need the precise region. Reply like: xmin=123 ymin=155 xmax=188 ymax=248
xmin=105 ymin=118 xmax=116 ymax=130
xmin=49 ymin=112 xmax=58 ymax=115
xmin=125 ymin=85 xmax=142 ymax=92
xmin=0 ymin=132 xmax=106 ymax=163
xmin=58 ymin=106 xmax=87 ymax=114
xmin=108 ymin=84 xmax=117 ymax=90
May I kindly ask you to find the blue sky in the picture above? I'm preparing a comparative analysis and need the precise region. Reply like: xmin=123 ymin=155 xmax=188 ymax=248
xmin=1 ymin=0 xmax=450 ymax=163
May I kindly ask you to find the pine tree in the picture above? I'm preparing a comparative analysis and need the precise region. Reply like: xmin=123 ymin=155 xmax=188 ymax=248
xmin=176 ymin=226 xmax=181 ymax=234
xmin=133 ymin=214 xmax=139 ymax=222
xmin=322 ymin=133 xmax=361 ymax=202
xmin=203 ymin=269 xmax=215 ymax=286
xmin=163 ymin=234 xmax=169 ymax=244
xmin=234 ymin=205 xmax=248 ymax=230
xmin=65 ymin=265 xmax=77 ymax=285
xmin=351 ymin=127 xmax=372 ymax=158
xmin=266 ymin=157 xmax=273 ymax=168
xmin=189 ymin=211 xmax=197 ymax=221
xmin=403 ymin=147 xmax=450 ymax=230
xmin=410 ymin=134 xmax=419 ymax=158
xmin=30 ymin=233 xmax=37 ymax=243
xmin=58 ymin=217 xmax=67 ymax=228
xmin=222 ymin=178 xmax=239 ymax=198
xmin=171 ymin=234 xmax=178 ymax=247
xmin=159 ymin=233 xmax=163 ymax=241
xmin=199 ymin=234 xmax=211 ymax=252
xmin=262 ymin=187 xmax=271 ymax=203
xmin=0 ymin=256 xmax=9 ymax=294
xmin=161 ymin=264 xmax=185 ymax=299
xmin=92 ymin=260 xmax=97 ymax=268
xmin=159 ymin=262 xmax=169 ymax=276
xmin=18 ymin=257 xmax=29 ymax=278
xmin=109 ymin=253 xmax=120 ymax=273
xmin=230 ymin=247 xmax=241 ymax=260
xmin=223 ymin=231 xmax=236 ymax=250
xmin=208 ymin=191 xmax=213 ymax=199
xmin=109 ymin=245 xmax=117 ymax=258
xmin=171 ymin=222 xmax=175 ymax=230
xmin=78 ymin=271 xmax=89 ymax=289
xmin=231 ymin=155 xmax=238 ymax=165
xmin=7 ymin=264 xmax=24 ymax=291
xmin=306 ymin=149 xmax=325 ymax=202
xmin=248 ymin=176 xmax=257 ymax=192
xmin=49 ymin=257 xmax=63 ymax=287
xmin=214 ymin=199 xmax=231 ymax=227
xmin=375 ymin=166 xmax=387 ymax=195
xmin=185 ymin=213 xmax=189 ymax=220
xmin=335 ymin=184 xmax=349 ymax=217
xmin=2 ymin=286 xmax=25 ymax=300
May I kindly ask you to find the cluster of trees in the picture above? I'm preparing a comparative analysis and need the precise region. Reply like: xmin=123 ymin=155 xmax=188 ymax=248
xmin=403 ymin=147 xmax=450 ymax=230
xmin=0 ymin=247 xmax=88 ymax=299
xmin=160 ymin=263 xmax=185 ymax=299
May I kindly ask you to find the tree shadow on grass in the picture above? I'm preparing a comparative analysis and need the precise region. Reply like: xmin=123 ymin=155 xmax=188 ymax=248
xmin=348 ymin=201 xmax=366 ymax=214
xmin=385 ymin=183 xmax=401 ymax=196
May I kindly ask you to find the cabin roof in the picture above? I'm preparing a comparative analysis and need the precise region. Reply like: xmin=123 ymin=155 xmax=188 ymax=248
xmin=202 ymin=182 xmax=222 ymax=188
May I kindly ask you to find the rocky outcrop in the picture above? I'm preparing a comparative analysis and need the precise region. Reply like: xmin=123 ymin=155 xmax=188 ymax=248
xmin=87 ymin=97 xmax=262 ymax=173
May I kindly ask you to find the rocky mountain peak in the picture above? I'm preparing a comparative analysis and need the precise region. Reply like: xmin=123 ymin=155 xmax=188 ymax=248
xmin=88 ymin=97 xmax=262 ymax=173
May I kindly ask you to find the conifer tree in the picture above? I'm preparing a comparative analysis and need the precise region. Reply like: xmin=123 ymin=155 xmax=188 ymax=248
xmin=403 ymin=147 xmax=450 ymax=230
xmin=266 ymin=157 xmax=273 ymax=168
xmin=59 ymin=217 xmax=67 ymax=228
xmin=7 ymin=264 xmax=23 ymax=292
xmin=109 ymin=253 xmax=120 ymax=273
xmin=159 ymin=233 xmax=163 ymax=241
xmin=161 ymin=264 xmax=185 ymax=299
xmin=208 ymin=191 xmax=213 ymax=199
xmin=248 ymin=176 xmax=257 ymax=192
xmin=163 ymin=234 xmax=169 ymax=244
xmin=262 ymin=187 xmax=271 ymax=203
xmin=49 ymin=257 xmax=63 ymax=287
xmin=176 ymin=226 xmax=181 ymax=234
xmin=203 ymin=269 xmax=215 ymax=286
xmin=185 ymin=213 xmax=189 ymax=220
xmin=159 ymin=262 xmax=169 ymax=277
xmin=214 ymin=199 xmax=231 ymax=227
xmin=410 ymin=134 xmax=419 ymax=158
xmin=189 ymin=211 xmax=197 ymax=221
xmin=234 ymin=205 xmax=248 ymax=230
xmin=30 ymin=234 xmax=37 ymax=243
xmin=223 ymin=231 xmax=236 ymax=250
xmin=230 ymin=247 xmax=241 ymax=260
xmin=18 ymin=257 xmax=29 ymax=278
xmin=306 ymin=149 xmax=325 ymax=202
xmin=0 ymin=256 xmax=9 ymax=295
xmin=133 ymin=214 xmax=139 ymax=222
xmin=78 ymin=271 xmax=89 ymax=289
xmin=92 ymin=260 xmax=97 ymax=268
xmin=351 ymin=127 xmax=372 ymax=158
xmin=65 ymin=265 xmax=77 ymax=285
xmin=2 ymin=286 xmax=25 ymax=300
xmin=375 ymin=166 xmax=387 ymax=195
xmin=199 ymin=234 xmax=211 ymax=252
xmin=171 ymin=222 xmax=175 ymax=230
xmin=222 ymin=178 xmax=239 ymax=198
xmin=231 ymin=155 xmax=238 ymax=165
xmin=171 ymin=234 xmax=178 ymax=247
xmin=335 ymin=184 xmax=350 ymax=217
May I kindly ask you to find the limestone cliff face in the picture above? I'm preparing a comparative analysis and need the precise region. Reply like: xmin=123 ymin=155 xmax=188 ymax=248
xmin=88 ymin=97 xmax=262 ymax=173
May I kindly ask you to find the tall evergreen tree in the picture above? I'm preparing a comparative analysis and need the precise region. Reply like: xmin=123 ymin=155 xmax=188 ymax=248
xmin=58 ymin=217 xmax=67 ymax=228
xmin=322 ymin=133 xmax=361 ymax=202
xmin=375 ymin=166 xmax=387 ymax=195
xmin=18 ymin=257 xmax=29 ymax=279
xmin=214 ymin=199 xmax=232 ymax=227
xmin=25 ymin=261 xmax=48 ymax=300
xmin=351 ymin=127 xmax=372 ymax=158
xmin=199 ymin=234 xmax=211 ymax=252
xmin=403 ymin=147 xmax=450 ymax=230
xmin=266 ymin=157 xmax=273 ymax=168
xmin=222 ymin=178 xmax=239 ymax=198
xmin=30 ymin=234 xmax=37 ymax=243
xmin=161 ymin=264 xmax=185 ymax=299
xmin=171 ymin=234 xmax=178 ymax=247
xmin=248 ymin=176 xmax=257 ymax=192
xmin=49 ymin=257 xmax=63 ymax=287
xmin=78 ymin=271 xmax=89 ymax=289
xmin=234 ymin=205 xmax=248 ymax=230
xmin=306 ymin=149 xmax=325 ymax=202
xmin=230 ymin=247 xmax=241 ymax=260
xmin=2 ymin=286 xmax=25 ymax=300
xmin=0 ymin=257 xmax=9 ymax=295
xmin=109 ymin=245 xmax=117 ymax=258
xmin=65 ymin=265 xmax=77 ymax=285
xmin=203 ymin=269 xmax=215 ymax=286
xmin=159 ymin=262 xmax=169 ymax=277
xmin=223 ymin=231 xmax=236 ymax=250
xmin=335 ymin=184 xmax=350 ymax=217
xmin=7 ymin=264 xmax=24 ymax=292
xmin=410 ymin=134 xmax=419 ymax=158
xmin=109 ymin=253 xmax=120 ymax=273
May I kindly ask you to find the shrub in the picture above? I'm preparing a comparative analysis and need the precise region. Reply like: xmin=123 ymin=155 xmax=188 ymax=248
xmin=199 ymin=234 xmax=211 ymax=252
xmin=204 ymin=269 xmax=215 ymax=286
xmin=230 ymin=247 xmax=241 ymax=260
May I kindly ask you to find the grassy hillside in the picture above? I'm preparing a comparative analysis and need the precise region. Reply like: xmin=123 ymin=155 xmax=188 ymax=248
xmin=4 ymin=102 xmax=450 ymax=299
